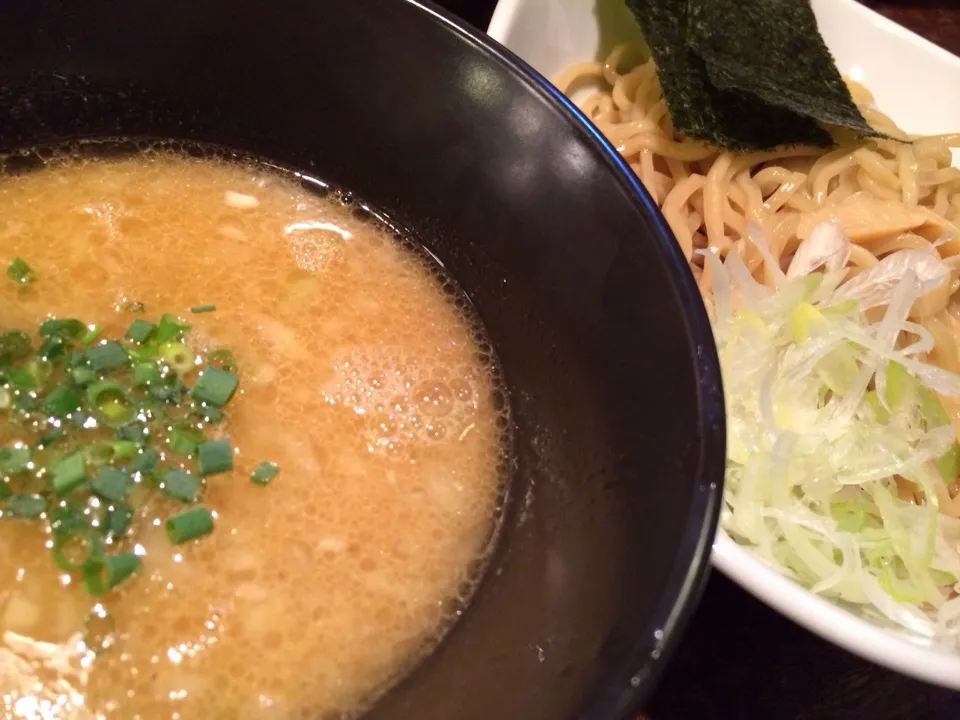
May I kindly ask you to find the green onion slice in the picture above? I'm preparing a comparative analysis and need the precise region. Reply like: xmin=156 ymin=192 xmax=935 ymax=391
xmin=5 ymin=494 xmax=46 ymax=517
xmin=52 ymin=529 xmax=103 ymax=571
xmin=0 ymin=329 xmax=31 ymax=365
xmin=0 ymin=446 xmax=31 ymax=475
xmin=85 ymin=342 xmax=129 ymax=372
xmin=159 ymin=341 xmax=195 ymax=376
xmin=192 ymin=366 xmax=238 ymax=407
xmin=166 ymin=506 xmax=214 ymax=544
xmin=86 ymin=380 xmax=136 ymax=428
xmin=43 ymin=383 xmax=81 ymax=417
xmin=125 ymin=319 xmax=156 ymax=344
xmin=159 ymin=468 xmax=199 ymax=502
xmin=190 ymin=305 xmax=216 ymax=314
xmin=82 ymin=552 xmax=141 ymax=595
xmin=197 ymin=438 xmax=232 ymax=476
xmin=6 ymin=257 xmax=34 ymax=285
xmin=155 ymin=314 xmax=190 ymax=344
xmin=39 ymin=318 xmax=86 ymax=339
xmin=91 ymin=467 xmax=130 ymax=503
xmin=52 ymin=452 xmax=87 ymax=496
xmin=103 ymin=503 xmax=133 ymax=541
xmin=250 ymin=461 xmax=278 ymax=486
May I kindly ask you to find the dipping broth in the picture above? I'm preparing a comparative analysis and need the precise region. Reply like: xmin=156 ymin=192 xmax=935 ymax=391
xmin=0 ymin=149 xmax=506 ymax=719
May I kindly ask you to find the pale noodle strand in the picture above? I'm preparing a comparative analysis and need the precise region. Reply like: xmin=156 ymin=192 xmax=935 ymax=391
xmin=554 ymin=43 xmax=960 ymax=516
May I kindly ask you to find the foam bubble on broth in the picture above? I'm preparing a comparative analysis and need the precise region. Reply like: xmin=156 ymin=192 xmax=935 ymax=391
xmin=0 ymin=148 xmax=507 ymax=719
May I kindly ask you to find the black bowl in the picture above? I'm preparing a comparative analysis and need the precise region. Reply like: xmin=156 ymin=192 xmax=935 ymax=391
xmin=0 ymin=1 xmax=724 ymax=718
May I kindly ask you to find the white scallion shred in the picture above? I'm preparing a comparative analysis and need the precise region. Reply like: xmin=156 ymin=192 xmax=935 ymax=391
xmin=714 ymin=220 xmax=960 ymax=647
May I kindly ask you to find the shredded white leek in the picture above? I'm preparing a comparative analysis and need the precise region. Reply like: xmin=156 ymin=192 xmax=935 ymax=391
xmin=710 ymin=220 xmax=960 ymax=646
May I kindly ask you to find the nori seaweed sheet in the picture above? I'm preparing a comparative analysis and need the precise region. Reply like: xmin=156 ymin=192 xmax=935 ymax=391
xmin=625 ymin=0 xmax=833 ymax=150
xmin=685 ymin=0 xmax=880 ymax=139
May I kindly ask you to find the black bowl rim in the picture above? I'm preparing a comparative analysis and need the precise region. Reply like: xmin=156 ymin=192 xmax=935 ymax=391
xmin=406 ymin=1 xmax=727 ymax=716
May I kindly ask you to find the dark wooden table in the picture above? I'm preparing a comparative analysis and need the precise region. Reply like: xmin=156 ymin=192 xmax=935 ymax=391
xmin=433 ymin=0 xmax=960 ymax=718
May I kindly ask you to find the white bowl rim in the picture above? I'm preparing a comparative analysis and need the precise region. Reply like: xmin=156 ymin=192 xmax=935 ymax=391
xmin=487 ymin=0 xmax=960 ymax=690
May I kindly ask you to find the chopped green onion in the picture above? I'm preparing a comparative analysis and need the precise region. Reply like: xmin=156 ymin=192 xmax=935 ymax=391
xmin=197 ymin=438 xmax=232 ymax=476
xmin=192 ymin=366 xmax=238 ymax=407
xmin=82 ymin=552 xmax=141 ymax=595
xmin=36 ymin=335 xmax=66 ymax=361
xmin=116 ymin=423 xmax=148 ymax=445
xmin=190 ymin=305 xmax=216 ymax=314
xmin=155 ymin=314 xmax=190 ymax=343
xmin=133 ymin=362 xmax=163 ymax=386
xmin=82 ymin=325 xmax=101 ymax=346
xmin=35 ymin=426 xmax=64 ymax=449
xmin=91 ymin=467 xmax=130 ymax=503
xmin=165 ymin=506 xmax=214 ymax=544
xmin=70 ymin=366 xmax=97 ymax=386
xmin=49 ymin=502 xmax=87 ymax=535
xmin=131 ymin=448 xmax=159 ymax=475
xmin=84 ymin=341 xmax=129 ymax=372
xmin=125 ymin=319 xmax=155 ymax=344
xmin=6 ymin=257 xmax=34 ymax=286
xmin=39 ymin=318 xmax=86 ymax=339
xmin=195 ymin=404 xmax=224 ymax=424
xmin=0 ymin=481 xmax=10 ymax=500
xmin=0 ymin=366 xmax=34 ymax=391
xmin=0 ymin=329 xmax=31 ymax=365
xmin=0 ymin=446 xmax=31 ymax=475
xmin=159 ymin=468 xmax=199 ymax=502
xmin=250 ymin=461 xmax=278 ymax=486
xmin=52 ymin=529 xmax=103 ymax=571
xmin=52 ymin=452 xmax=87 ymax=496
xmin=207 ymin=349 xmax=237 ymax=374
xmin=103 ymin=503 xmax=132 ymax=541
xmin=168 ymin=422 xmax=203 ymax=455
xmin=43 ymin=384 xmax=81 ymax=417
xmin=86 ymin=380 xmax=135 ymax=428
xmin=5 ymin=494 xmax=45 ymax=517
xmin=159 ymin=341 xmax=195 ymax=375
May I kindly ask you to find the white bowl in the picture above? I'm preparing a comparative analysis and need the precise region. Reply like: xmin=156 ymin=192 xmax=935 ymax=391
xmin=488 ymin=0 xmax=960 ymax=690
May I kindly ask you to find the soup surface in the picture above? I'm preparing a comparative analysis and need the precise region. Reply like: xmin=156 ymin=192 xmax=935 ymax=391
xmin=0 ymin=149 xmax=505 ymax=719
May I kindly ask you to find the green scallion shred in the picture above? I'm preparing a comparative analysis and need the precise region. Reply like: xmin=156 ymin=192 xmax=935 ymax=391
xmin=85 ymin=341 xmax=129 ymax=372
xmin=131 ymin=448 xmax=159 ymax=475
xmin=0 ymin=481 xmax=10 ymax=500
xmin=159 ymin=468 xmax=199 ymax=502
xmin=5 ymin=494 xmax=45 ymax=517
xmin=52 ymin=529 xmax=103 ymax=571
xmin=103 ymin=503 xmax=132 ymax=541
xmin=71 ymin=366 xmax=97 ymax=386
xmin=250 ymin=461 xmax=278 ymax=486
xmin=159 ymin=341 xmax=195 ymax=375
xmin=36 ymin=335 xmax=66 ymax=361
xmin=190 ymin=305 xmax=216 ymax=314
xmin=82 ymin=325 xmax=101 ymax=346
xmin=0 ymin=446 xmax=31 ymax=475
xmin=39 ymin=318 xmax=86 ymax=339
xmin=207 ymin=349 xmax=238 ymax=374
xmin=86 ymin=380 xmax=135 ymax=428
xmin=6 ymin=257 xmax=34 ymax=286
xmin=125 ymin=319 xmax=155 ymax=344
xmin=82 ymin=552 xmax=141 ymax=595
xmin=0 ymin=330 xmax=31 ymax=365
xmin=168 ymin=422 xmax=203 ymax=456
xmin=165 ymin=506 xmax=214 ymax=544
xmin=192 ymin=366 xmax=238 ymax=407
xmin=35 ymin=426 xmax=64 ymax=449
xmin=197 ymin=438 xmax=232 ymax=476
xmin=49 ymin=502 xmax=87 ymax=535
xmin=133 ymin=362 xmax=163 ymax=386
xmin=155 ymin=314 xmax=190 ymax=344
xmin=52 ymin=452 xmax=87 ymax=496
xmin=44 ymin=384 xmax=82 ymax=417
xmin=91 ymin=467 xmax=130 ymax=503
